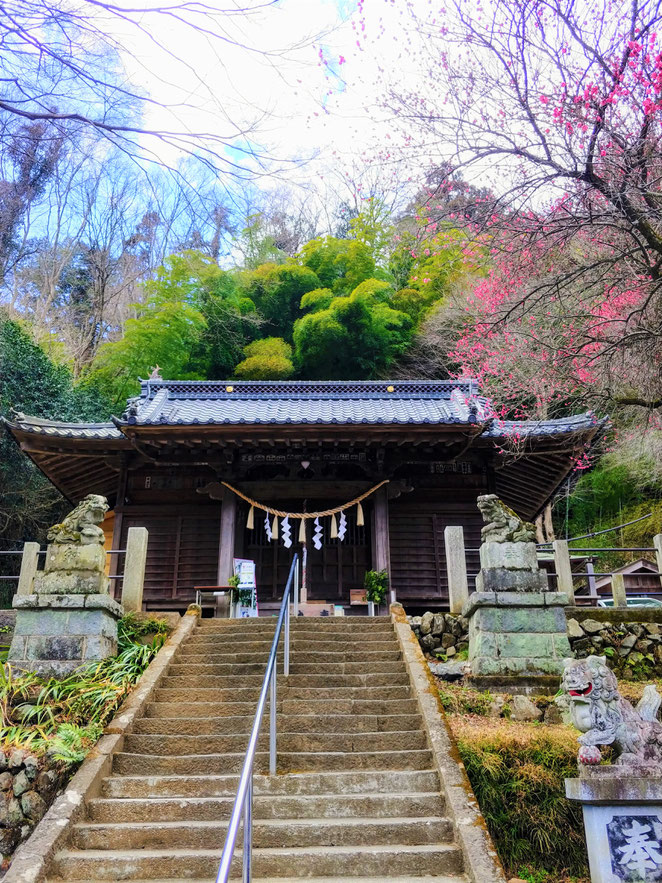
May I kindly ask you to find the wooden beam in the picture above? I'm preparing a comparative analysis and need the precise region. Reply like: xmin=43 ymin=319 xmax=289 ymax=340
xmin=372 ymin=486 xmax=391 ymax=577
xmin=217 ymin=490 xmax=237 ymax=584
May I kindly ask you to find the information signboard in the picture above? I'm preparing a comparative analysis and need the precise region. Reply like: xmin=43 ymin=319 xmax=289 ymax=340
xmin=232 ymin=558 xmax=258 ymax=617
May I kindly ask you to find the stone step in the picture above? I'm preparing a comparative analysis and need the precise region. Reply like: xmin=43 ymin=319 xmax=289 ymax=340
xmin=50 ymin=877 xmax=465 ymax=883
xmin=160 ymin=671 xmax=408 ymax=689
xmin=49 ymin=843 xmax=463 ymax=879
xmin=122 ymin=730 xmax=429 ymax=756
xmin=101 ymin=769 xmax=441 ymax=799
xmin=151 ymin=686 xmax=412 ymax=704
xmin=113 ymin=748 xmax=435 ymax=776
xmin=133 ymin=713 xmax=424 ymax=736
xmin=191 ymin=628 xmax=394 ymax=641
xmin=73 ymin=816 xmax=452 ymax=850
xmin=196 ymin=616 xmax=392 ymax=628
xmin=174 ymin=650 xmax=403 ymax=664
xmin=162 ymin=669 xmax=409 ymax=687
xmin=185 ymin=638 xmax=399 ymax=651
xmin=144 ymin=697 xmax=420 ymax=718
xmin=87 ymin=794 xmax=446 ymax=823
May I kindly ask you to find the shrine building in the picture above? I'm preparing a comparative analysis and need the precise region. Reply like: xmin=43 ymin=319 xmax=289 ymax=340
xmin=4 ymin=379 xmax=601 ymax=613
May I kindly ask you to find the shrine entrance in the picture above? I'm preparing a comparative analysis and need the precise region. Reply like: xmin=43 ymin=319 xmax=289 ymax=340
xmin=245 ymin=502 xmax=371 ymax=604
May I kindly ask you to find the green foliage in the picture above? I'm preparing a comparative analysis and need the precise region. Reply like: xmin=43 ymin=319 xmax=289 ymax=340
xmin=0 ymin=614 xmax=168 ymax=762
xmin=293 ymin=286 xmax=412 ymax=380
xmin=299 ymin=236 xmax=375 ymax=295
xmin=350 ymin=278 xmax=393 ymax=303
xmin=388 ymin=231 xmax=418 ymax=290
xmin=564 ymin=461 xmax=641 ymax=540
xmin=88 ymin=251 xmax=262 ymax=404
xmin=562 ymin=449 xmax=662 ymax=573
xmin=347 ymin=198 xmax=394 ymax=266
xmin=235 ymin=337 xmax=294 ymax=380
xmin=117 ymin=612 xmax=169 ymax=647
xmin=239 ymin=263 xmax=320 ymax=339
xmin=454 ymin=722 xmax=588 ymax=878
xmin=438 ymin=686 xmax=493 ymax=716
xmin=48 ymin=723 xmax=104 ymax=763
xmin=408 ymin=227 xmax=480 ymax=302
xmin=391 ymin=287 xmax=438 ymax=324
xmin=364 ymin=569 xmax=389 ymax=604
xmin=0 ymin=318 xmax=111 ymax=561
xmin=89 ymin=292 xmax=207 ymax=407
xmin=238 ymin=213 xmax=288 ymax=269
xmin=300 ymin=287 xmax=335 ymax=313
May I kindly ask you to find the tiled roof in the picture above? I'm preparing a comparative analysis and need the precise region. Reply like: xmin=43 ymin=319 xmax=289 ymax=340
xmin=1 ymin=415 xmax=121 ymax=440
xmin=3 ymin=380 xmax=601 ymax=438
xmin=121 ymin=379 xmax=484 ymax=427
xmin=483 ymin=413 xmax=603 ymax=438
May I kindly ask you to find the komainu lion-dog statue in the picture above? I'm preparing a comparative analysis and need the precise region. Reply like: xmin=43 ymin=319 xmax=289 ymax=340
xmin=562 ymin=655 xmax=662 ymax=772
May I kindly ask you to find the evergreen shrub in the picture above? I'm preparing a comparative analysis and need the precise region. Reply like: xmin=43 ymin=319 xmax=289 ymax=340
xmin=452 ymin=719 xmax=589 ymax=879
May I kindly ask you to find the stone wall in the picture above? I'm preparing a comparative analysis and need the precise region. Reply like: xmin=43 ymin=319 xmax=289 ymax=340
xmin=567 ymin=616 xmax=662 ymax=667
xmin=0 ymin=751 xmax=68 ymax=861
xmin=408 ymin=612 xmax=469 ymax=658
xmin=409 ymin=609 xmax=662 ymax=676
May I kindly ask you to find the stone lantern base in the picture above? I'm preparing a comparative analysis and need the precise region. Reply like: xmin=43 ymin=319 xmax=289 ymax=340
xmin=8 ymin=594 xmax=122 ymax=678
xmin=566 ymin=769 xmax=662 ymax=883
xmin=463 ymin=590 xmax=572 ymax=694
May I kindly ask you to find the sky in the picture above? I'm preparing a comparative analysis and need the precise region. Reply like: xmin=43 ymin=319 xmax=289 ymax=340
xmin=108 ymin=0 xmax=421 ymax=203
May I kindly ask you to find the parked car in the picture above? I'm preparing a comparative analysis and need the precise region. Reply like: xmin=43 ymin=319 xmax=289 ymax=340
xmin=597 ymin=596 xmax=662 ymax=608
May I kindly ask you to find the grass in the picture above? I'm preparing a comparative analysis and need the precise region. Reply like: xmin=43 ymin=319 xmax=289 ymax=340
xmin=452 ymin=716 xmax=590 ymax=881
xmin=0 ymin=613 xmax=170 ymax=761
xmin=436 ymin=681 xmax=591 ymax=882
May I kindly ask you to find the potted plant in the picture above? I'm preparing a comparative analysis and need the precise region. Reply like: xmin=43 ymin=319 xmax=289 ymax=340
xmin=364 ymin=569 xmax=389 ymax=616
xmin=228 ymin=573 xmax=240 ymax=616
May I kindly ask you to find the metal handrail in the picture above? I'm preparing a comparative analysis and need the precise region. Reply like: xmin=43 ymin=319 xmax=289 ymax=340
xmin=215 ymin=553 xmax=299 ymax=883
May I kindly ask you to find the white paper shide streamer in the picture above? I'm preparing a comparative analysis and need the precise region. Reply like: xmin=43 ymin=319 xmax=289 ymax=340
xmin=264 ymin=514 xmax=272 ymax=542
xmin=281 ymin=515 xmax=292 ymax=549
xmin=338 ymin=510 xmax=347 ymax=542
xmin=312 ymin=516 xmax=323 ymax=550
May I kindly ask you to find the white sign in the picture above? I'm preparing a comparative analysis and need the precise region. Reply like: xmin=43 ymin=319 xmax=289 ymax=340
xmin=233 ymin=558 xmax=258 ymax=618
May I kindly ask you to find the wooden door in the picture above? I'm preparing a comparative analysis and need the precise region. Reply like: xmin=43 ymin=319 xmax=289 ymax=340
xmin=306 ymin=511 xmax=371 ymax=601
xmin=389 ymin=495 xmax=481 ymax=604
xmin=246 ymin=509 xmax=370 ymax=603
xmin=120 ymin=509 xmax=221 ymax=606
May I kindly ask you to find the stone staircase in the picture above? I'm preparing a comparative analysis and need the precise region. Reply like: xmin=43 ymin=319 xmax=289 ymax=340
xmin=46 ymin=616 xmax=469 ymax=882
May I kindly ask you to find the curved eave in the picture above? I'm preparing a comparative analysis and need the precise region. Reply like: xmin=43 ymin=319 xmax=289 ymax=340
xmin=483 ymin=419 xmax=606 ymax=520
xmin=116 ymin=420 xmax=487 ymax=446
xmin=2 ymin=418 xmax=129 ymax=506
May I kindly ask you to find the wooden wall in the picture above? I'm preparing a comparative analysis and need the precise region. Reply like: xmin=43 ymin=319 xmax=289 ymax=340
xmin=389 ymin=489 xmax=483 ymax=604
xmin=119 ymin=505 xmax=221 ymax=609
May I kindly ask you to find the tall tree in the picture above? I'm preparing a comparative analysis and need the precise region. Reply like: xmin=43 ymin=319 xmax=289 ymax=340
xmin=0 ymin=0 xmax=323 ymax=177
xmin=0 ymin=120 xmax=64 ymax=285
xmin=0 ymin=318 xmax=109 ymax=553
xmin=381 ymin=0 xmax=662 ymax=411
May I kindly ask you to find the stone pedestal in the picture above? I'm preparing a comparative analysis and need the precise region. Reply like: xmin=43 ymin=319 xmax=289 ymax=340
xmin=464 ymin=591 xmax=572 ymax=693
xmin=476 ymin=541 xmax=549 ymax=592
xmin=8 ymin=495 xmax=122 ymax=677
xmin=8 ymin=594 xmax=122 ymax=677
xmin=566 ymin=769 xmax=662 ymax=882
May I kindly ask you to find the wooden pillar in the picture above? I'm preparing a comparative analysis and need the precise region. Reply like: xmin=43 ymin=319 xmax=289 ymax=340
xmin=444 ymin=526 xmax=469 ymax=614
xmin=373 ymin=487 xmax=391 ymax=576
xmin=612 ymin=572 xmax=627 ymax=608
xmin=121 ymin=527 xmax=148 ymax=612
xmin=654 ymin=534 xmax=662 ymax=590
xmin=17 ymin=543 xmax=40 ymax=596
xmin=553 ymin=539 xmax=575 ymax=604
xmin=217 ymin=490 xmax=237 ymax=584
xmin=109 ymin=459 xmax=128 ymax=600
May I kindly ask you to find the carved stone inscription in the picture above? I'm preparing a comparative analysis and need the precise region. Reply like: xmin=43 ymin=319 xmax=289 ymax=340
xmin=607 ymin=815 xmax=662 ymax=882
